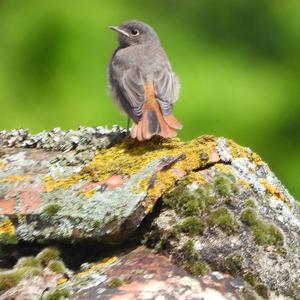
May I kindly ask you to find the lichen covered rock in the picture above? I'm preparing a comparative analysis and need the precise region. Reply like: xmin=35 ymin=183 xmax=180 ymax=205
xmin=145 ymin=139 xmax=300 ymax=299
xmin=0 ymin=127 xmax=299 ymax=299
xmin=0 ymin=127 xmax=219 ymax=245
xmin=0 ymin=247 xmax=67 ymax=299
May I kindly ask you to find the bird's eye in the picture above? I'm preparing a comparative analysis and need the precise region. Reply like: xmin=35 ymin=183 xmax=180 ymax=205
xmin=131 ymin=29 xmax=140 ymax=36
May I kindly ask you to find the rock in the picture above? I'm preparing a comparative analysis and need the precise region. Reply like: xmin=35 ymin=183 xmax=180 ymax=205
xmin=145 ymin=140 xmax=300 ymax=299
xmin=67 ymin=246 xmax=260 ymax=300
xmin=0 ymin=126 xmax=299 ymax=299
xmin=0 ymin=247 xmax=66 ymax=300
xmin=0 ymin=128 xmax=218 ymax=245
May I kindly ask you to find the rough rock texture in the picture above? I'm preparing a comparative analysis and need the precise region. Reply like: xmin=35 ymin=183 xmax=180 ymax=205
xmin=0 ymin=127 xmax=219 ymax=245
xmin=0 ymin=126 xmax=299 ymax=299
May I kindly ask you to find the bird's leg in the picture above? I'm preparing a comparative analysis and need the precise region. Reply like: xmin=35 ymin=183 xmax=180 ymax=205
xmin=126 ymin=117 xmax=131 ymax=131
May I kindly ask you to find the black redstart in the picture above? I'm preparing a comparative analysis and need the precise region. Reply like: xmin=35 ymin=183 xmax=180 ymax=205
xmin=108 ymin=20 xmax=182 ymax=141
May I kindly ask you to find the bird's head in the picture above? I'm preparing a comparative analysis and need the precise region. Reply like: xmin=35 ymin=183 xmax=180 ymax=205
xmin=109 ymin=20 xmax=160 ymax=47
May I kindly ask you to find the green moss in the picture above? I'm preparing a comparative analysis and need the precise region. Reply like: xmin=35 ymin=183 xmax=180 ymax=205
xmin=240 ymin=208 xmax=257 ymax=226
xmin=174 ymin=216 xmax=205 ymax=236
xmin=182 ymin=240 xmax=195 ymax=257
xmin=182 ymin=241 xmax=210 ymax=276
xmin=0 ymin=268 xmax=26 ymax=290
xmin=244 ymin=272 xmax=258 ymax=287
xmin=224 ymin=253 xmax=245 ymax=274
xmin=43 ymin=204 xmax=61 ymax=216
xmin=185 ymin=260 xmax=210 ymax=276
xmin=224 ymin=197 xmax=234 ymax=207
xmin=208 ymin=207 xmax=239 ymax=234
xmin=214 ymin=174 xmax=239 ymax=197
xmin=36 ymin=247 xmax=60 ymax=265
xmin=246 ymin=199 xmax=256 ymax=208
xmin=0 ymin=233 xmax=17 ymax=244
xmin=289 ymin=281 xmax=300 ymax=296
xmin=15 ymin=256 xmax=41 ymax=268
xmin=240 ymin=288 xmax=259 ymax=300
xmin=244 ymin=272 xmax=270 ymax=299
xmin=107 ymin=277 xmax=124 ymax=288
xmin=154 ymin=240 xmax=165 ymax=252
xmin=255 ymin=284 xmax=269 ymax=299
xmin=0 ymin=267 xmax=42 ymax=290
xmin=214 ymin=175 xmax=231 ymax=196
xmin=164 ymin=181 xmax=215 ymax=217
xmin=240 ymin=208 xmax=284 ymax=246
xmin=92 ymin=220 xmax=101 ymax=228
xmin=41 ymin=288 xmax=70 ymax=300
xmin=48 ymin=260 xmax=65 ymax=273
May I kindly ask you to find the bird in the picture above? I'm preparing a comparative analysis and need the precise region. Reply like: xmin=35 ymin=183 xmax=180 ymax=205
xmin=108 ymin=20 xmax=182 ymax=141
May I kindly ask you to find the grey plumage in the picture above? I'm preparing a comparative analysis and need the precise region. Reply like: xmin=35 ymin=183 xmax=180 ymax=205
xmin=108 ymin=20 xmax=180 ymax=122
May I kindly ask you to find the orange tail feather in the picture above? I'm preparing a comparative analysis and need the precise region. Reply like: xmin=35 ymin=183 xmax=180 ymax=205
xmin=130 ymin=100 xmax=181 ymax=141
xmin=130 ymin=82 xmax=182 ymax=141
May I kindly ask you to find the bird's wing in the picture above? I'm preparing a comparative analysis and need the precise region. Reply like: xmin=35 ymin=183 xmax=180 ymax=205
xmin=120 ymin=68 xmax=145 ymax=120
xmin=109 ymin=63 xmax=145 ymax=122
xmin=153 ymin=68 xmax=180 ymax=115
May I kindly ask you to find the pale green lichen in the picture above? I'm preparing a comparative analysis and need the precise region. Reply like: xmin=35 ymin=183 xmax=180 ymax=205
xmin=240 ymin=208 xmax=284 ymax=246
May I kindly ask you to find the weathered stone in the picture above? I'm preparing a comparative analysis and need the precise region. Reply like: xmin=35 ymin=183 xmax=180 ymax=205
xmin=0 ymin=128 xmax=218 ymax=245
xmin=145 ymin=139 xmax=300 ymax=299
xmin=56 ymin=247 xmax=260 ymax=300
xmin=0 ymin=126 xmax=299 ymax=299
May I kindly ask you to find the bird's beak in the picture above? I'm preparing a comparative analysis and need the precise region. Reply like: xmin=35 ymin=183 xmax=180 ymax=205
xmin=109 ymin=26 xmax=130 ymax=37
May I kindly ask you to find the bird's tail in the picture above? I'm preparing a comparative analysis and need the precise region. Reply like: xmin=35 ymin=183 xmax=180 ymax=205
xmin=131 ymin=98 xmax=182 ymax=141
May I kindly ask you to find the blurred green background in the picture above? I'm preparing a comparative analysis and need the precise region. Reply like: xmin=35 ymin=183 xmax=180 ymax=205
xmin=0 ymin=0 xmax=299 ymax=198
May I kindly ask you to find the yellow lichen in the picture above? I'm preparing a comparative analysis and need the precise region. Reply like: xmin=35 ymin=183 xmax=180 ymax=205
xmin=44 ymin=174 xmax=82 ymax=193
xmin=251 ymin=153 xmax=264 ymax=166
xmin=187 ymin=172 xmax=207 ymax=185
xmin=44 ymin=136 xmax=218 ymax=194
xmin=228 ymin=139 xmax=265 ymax=166
xmin=79 ymin=189 xmax=96 ymax=198
xmin=58 ymin=277 xmax=68 ymax=285
xmin=214 ymin=164 xmax=233 ymax=174
xmin=77 ymin=256 xmax=118 ymax=278
xmin=0 ymin=219 xmax=16 ymax=243
xmin=0 ymin=219 xmax=15 ymax=236
xmin=0 ymin=160 xmax=5 ymax=170
xmin=0 ymin=175 xmax=31 ymax=183
xmin=128 ymin=137 xmax=218 ymax=213
xmin=238 ymin=178 xmax=250 ymax=189
xmin=260 ymin=179 xmax=289 ymax=203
